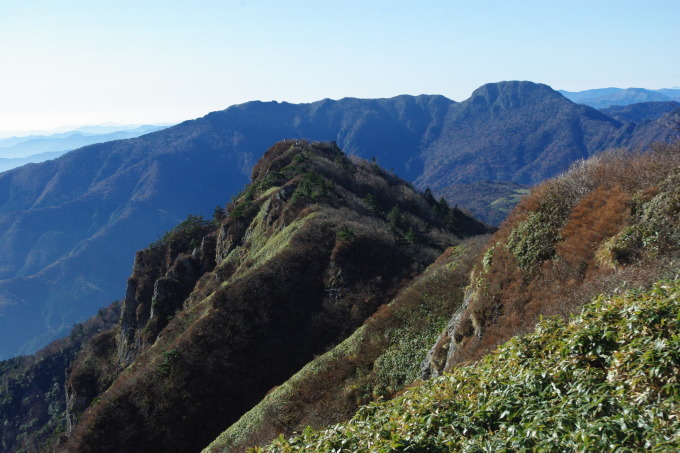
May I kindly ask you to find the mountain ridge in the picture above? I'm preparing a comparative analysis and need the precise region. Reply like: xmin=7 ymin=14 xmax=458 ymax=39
xmin=246 ymin=140 xmax=680 ymax=452
xmin=600 ymin=101 xmax=680 ymax=123
xmin=415 ymin=81 xmax=642 ymax=188
xmin=58 ymin=140 xmax=485 ymax=453
xmin=559 ymin=86 xmax=680 ymax=108
xmin=0 ymin=125 xmax=169 ymax=173
xmin=0 ymin=81 xmax=676 ymax=359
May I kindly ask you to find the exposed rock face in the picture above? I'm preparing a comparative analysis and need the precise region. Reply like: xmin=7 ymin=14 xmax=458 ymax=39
xmin=117 ymin=227 xmax=216 ymax=367
xmin=61 ymin=219 xmax=220 ymax=445
xmin=420 ymin=289 xmax=473 ymax=379
xmin=215 ymin=224 xmax=236 ymax=264
xmin=117 ymin=251 xmax=162 ymax=367
xmin=117 ymin=274 xmax=145 ymax=366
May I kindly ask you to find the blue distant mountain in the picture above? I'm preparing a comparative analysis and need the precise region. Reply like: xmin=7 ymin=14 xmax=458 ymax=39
xmin=599 ymin=101 xmax=680 ymax=123
xmin=559 ymin=87 xmax=680 ymax=108
xmin=0 ymin=124 xmax=170 ymax=169
xmin=0 ymin=151 xmax=66 ymax=173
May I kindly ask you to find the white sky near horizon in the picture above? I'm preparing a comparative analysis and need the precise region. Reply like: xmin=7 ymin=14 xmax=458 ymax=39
xmin=0 ymin=0 xmax=678 ymax=137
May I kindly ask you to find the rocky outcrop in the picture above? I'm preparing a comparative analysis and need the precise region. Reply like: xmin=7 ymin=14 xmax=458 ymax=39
xmin=420 ymin=289 xmax=473 ymax=379
xmin=116 ymin=250 xmax=163 ymax=367
xmin=62 ymin=140 xmax=489 ymax=453
xmin=117 ymin=227 xmax=216 ymax=367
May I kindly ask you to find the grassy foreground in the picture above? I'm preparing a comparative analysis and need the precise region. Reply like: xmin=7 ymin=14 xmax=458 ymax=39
xmin=255 ymin=280 xmax=679 ymax=452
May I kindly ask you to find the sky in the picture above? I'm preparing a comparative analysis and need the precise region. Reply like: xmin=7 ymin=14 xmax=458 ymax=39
xmin=1 ymin=0 xmax=678 ymax=136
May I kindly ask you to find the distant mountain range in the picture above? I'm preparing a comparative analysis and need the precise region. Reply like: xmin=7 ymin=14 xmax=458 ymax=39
xmin=599 ymin=101 xmax=680 ymax=123
xmin=0 ymin=81 xmax=677 ymax=360
xmin=0 ymin=124 xmax=169 ymax=172
xmin=559 ymin=87 xmax=680 ymax=108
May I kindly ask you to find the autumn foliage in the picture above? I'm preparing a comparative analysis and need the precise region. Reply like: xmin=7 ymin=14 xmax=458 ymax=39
xmin=439 ymin=141 xmax=680 ymax=368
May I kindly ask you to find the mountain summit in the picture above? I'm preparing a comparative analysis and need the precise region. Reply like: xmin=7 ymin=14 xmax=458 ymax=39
xmin=415 ymin=81 xmax=629 ymax=188
xmin=467 ymin=81 xmax=565 ymax=110
xmin=56 ymin=140 xmax=485 ymax=452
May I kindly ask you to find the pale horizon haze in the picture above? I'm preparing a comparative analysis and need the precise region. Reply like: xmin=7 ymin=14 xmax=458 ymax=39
xmin=1 ymin=0 xmax=678 ymax=136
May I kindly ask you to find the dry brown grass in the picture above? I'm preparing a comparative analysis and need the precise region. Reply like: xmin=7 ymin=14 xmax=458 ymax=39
xmin=444 ymin=142 xmax=680 ymax=368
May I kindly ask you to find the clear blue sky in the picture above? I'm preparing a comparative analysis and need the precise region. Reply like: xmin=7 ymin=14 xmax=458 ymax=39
xmin=1 ymin=0 xmax=678 ymax=134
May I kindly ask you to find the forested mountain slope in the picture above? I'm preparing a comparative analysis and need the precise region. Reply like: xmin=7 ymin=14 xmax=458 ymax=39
xmin=600 ymin=101 xmax=680 ymax=123
xmin=0 ymin=302 xmax=120 ymax=452
xmin=0 ymin=95 xmax=451 ymax=359
xmin=416 ymin=81 xmax=674 ymax=189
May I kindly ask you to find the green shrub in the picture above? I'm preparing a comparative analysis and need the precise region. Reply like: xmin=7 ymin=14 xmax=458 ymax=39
xmin=363 ymin=193 xmax=383 ymax=216
xmin=229 ymin=201 xmax=253 ymax=220
xmin=506 ymin=211 xmax=562 ymax=273
xmin=336 ymin=226 xmax=355 ymax=242
xmin=154 ymin=214 xmax=212 ymax=247
xmin=257 ymin=280 xmax=680 ymax=452
xmin=290 ymin=172 xmax=332 ymax=207
xmin=158 ymin=349 xmax=180 ymax=377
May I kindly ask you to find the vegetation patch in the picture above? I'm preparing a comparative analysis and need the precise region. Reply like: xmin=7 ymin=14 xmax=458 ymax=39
xmin=258 ymin=280 xmax=680 ymax=452
xmin=247 ymin=212 xmax=318 ymax=271
xmin=290 ymin=172 xmax=333 ymax=207
xmin=448 ymin=143 xmax=680 ymax=367
xmin=506 ymin=210 xmax=562 ymax=273
xmin=152 ymin=214 xmax=214 ymax=250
